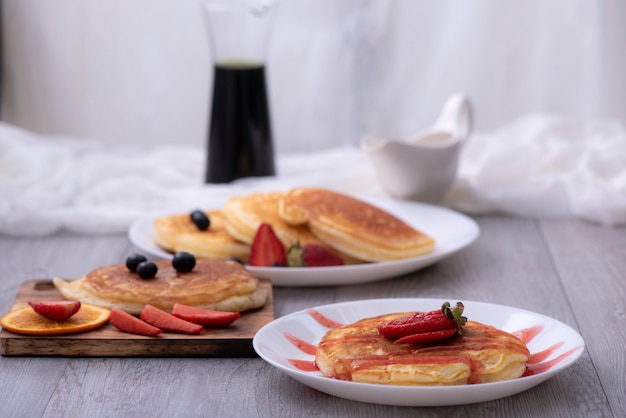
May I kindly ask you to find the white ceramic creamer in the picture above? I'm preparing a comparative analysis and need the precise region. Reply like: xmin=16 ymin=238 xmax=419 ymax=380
xmin=361 ymin=94 xmax=473 ymax=204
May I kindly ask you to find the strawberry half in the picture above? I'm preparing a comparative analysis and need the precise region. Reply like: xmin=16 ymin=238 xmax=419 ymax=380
xmin=287 ymin=242 xmax=344 ymax=267
xmin=378 ymin=302 xmax=467 ymax=345
xmin=249 ymin=223 xmax=287 ymax=267
xmin=395 ymin=328 xmax=458 ymax=344
xmin=28 ymin=300 xmax=81 ymax=321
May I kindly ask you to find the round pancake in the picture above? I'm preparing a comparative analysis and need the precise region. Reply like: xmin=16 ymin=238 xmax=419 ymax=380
xmin=154 ymin=210 xmax=250 ymax=262
xmin=316 ymin=313 xmax=530 ymax=385
xmin=53 ymin=258 xmax=266 ymax=315
xmin=278 ymin=188 xmax=435 ymax=262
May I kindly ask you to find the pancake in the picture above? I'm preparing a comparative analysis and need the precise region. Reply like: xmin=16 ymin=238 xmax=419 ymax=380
xmin=221 ymin=191 xmax=363 ymax=264
xmin=154 ymin=210 xmax=250 ymax=262
xmin=316 ymin=313 xmax=530 ymax=385
xmin=221 ymin=191 xmax=318 ymax=247
xmin=53 ymin=258 xmax=267 ymax=315
xmin=278 ymin=188 xmax=435 ymax=262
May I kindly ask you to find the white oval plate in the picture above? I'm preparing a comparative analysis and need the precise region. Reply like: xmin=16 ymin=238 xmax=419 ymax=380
xmin=252 ymin=298 xmax=585 ymax=406
xmin=128 ymin=196 xmax=479 ymax=287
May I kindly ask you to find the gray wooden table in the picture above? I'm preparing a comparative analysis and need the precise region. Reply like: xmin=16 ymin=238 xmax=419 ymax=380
xmin=0 ymin=215 xmax=623 ymax=417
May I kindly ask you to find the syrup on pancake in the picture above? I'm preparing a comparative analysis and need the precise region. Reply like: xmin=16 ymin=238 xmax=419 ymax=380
xmin=316 ymin=313 xmax=530 ymax=385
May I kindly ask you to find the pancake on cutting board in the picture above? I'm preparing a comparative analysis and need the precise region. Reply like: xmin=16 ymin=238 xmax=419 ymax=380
xmin=53 ymin=258 xmax=267 ymax=315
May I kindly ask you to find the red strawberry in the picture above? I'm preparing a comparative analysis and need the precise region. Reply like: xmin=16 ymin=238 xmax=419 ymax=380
xmin=249 ymin=223 xmax=287 ymax=267
xmin=378 ymin=310 xmax=457 ymax=339
xmin=395 ymin=328 xmax=458 ymax=344
xmin=109 ymin=307 xmax=163 ymax=337
xmin=379 ymin=302 xmax=467 ymax=344
xmin=28 ymin=300 xmax=81 ymax=321
xmin=172 ymin=304 xmax=240 ymax=327
xmin=140 ymin=305 xmax=203 ymax=335
xmin=287 ymin=242 xmax=344 ymax=267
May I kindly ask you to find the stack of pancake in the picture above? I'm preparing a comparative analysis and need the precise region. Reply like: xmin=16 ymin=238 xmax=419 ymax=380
xmin=316 ymin=313 xmax=531 ymax=385
xmin=153 ymin=187 xmax=436 ymax=264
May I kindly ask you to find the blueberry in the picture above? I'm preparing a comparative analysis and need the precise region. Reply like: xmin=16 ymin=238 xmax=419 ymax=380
xmin=136 ymin=261 xmax=158 ymax=279
xmin=172 ymin=251 xmax=196 ymax=273
xmin=190 ymin=210 xmax=210 ymax=230
xmin=126 ymin=253 xmax=147 ymax=272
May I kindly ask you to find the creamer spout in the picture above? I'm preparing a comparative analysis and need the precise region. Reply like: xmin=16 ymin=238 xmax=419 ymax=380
xmin=360 ymin=135 xmax=389 ymax=154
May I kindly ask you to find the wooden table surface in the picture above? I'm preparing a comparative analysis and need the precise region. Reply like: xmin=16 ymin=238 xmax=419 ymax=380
xmin=0 ymin=215 xmax=623 ymax=417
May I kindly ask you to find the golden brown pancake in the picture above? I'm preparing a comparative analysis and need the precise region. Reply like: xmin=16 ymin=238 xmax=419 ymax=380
xmin=221 ymin=191 xmax=363 ymax=264
xmin=316 ymin=313 xmax=530 ymax=385
xmin=221 ymin=191 xmax=318 ymax=247
xmin=153 ymin=210 xmax=250 ymax=262
xmin=278 ymin=188 xmax=435 ymax=262
xmin=53 ymin=258 xmax=267 ymax=315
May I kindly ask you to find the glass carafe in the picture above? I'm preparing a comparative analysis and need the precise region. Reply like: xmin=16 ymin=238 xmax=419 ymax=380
xmin=202 ymin=0 xmax=276 ymax=183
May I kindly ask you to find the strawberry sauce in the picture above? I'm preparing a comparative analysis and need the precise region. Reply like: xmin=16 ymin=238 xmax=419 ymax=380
xmin=283 ymin=331 xmax=317 ymax=355
xmin=512 ymin=325 xmax=544 ymax=344
xmin=527 ymin=341 xmax=564 ymax=364
xmin=306 ymin=309 xmax=343 ymax=329
xmin=289 ymin=359 xmax=319 ymax=372
xmin=523 ymin=346 xmax=581 ymax=376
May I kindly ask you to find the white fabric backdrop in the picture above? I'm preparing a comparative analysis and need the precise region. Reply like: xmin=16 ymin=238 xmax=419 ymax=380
xmin=2 ymin=115 xmax=625 ymax=236
xmin=2 ymin=0 xmax=625 ymax=152
xmin=1 ymin=0 xmax=626 ymax=235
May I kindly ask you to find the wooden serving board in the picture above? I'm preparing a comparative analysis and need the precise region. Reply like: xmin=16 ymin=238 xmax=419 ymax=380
xmin=0 ymin=279 xmax=274 ymax=357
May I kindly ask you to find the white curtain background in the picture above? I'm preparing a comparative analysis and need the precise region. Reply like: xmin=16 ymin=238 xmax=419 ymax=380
xmin=2 ymin=0 xmax=625 ymax=152
xmin=2 ymin=0 xmax=626 ymax=235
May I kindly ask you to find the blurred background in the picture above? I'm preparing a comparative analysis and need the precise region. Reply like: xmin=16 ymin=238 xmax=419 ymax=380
xmin=1 ymin=0 xmax=625 ymax=152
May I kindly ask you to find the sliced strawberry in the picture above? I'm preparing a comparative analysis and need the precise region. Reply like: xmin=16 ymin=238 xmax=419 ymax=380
xmin=287 ymin=242 xmax=344 ymax=267
xmin=140 ymin=305 xmax=203 ymax=335
xmin=28 ymin=300 xmax=81 ymax=321
xmin=249 ymin=223 xmax=287 ymax=267
xmin=395 ymin=328 xmax=458 ymax=344
xmin=172 ymin=304 xmax=240 ymax=327
xmin=109 ymin=307 xmax=163 ymax=337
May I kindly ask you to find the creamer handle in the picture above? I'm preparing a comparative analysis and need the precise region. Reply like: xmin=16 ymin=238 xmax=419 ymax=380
xmin=434 ymin=94 xmax=473 ymax=143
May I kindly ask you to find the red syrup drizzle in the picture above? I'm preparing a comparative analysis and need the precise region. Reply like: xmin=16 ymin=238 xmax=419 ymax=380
xmin=289 ymin=359 xmax=319 ymax=372
xmin=283 ymin=331 xmax=317 ymax=355
xmin=527 ymin=341 xmax=564 ymax=364
xmin=512 ymin=325 xmax=544 ymax=344
xmin=286 ymin=310 xmax=344 ymax=372
xmin=523 ymin=346 xmax=582 ymax=376
xmin=285 ymin=311 xmax=580 ymax=379
xmin=306 ymin=309 xmax=343 ymax=329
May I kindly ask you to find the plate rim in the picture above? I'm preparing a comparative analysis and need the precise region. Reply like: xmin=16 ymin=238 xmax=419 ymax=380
xmin=252 ymin=297 xmax=585 ymax=406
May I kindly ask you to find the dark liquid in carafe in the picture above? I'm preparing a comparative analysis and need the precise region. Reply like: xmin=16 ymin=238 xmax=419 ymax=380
xmin=205 ymin=63 xmax=275 ymax=183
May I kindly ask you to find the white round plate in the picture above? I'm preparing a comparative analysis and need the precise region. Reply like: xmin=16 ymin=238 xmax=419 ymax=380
xmin=128 ymin=196 xmax=479 ymax=287
xmin=252 ymin=298 xmax=585 ymax=406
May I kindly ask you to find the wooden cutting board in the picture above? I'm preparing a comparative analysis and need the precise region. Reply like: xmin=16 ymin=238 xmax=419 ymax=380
xmin=0 ymin=279 xmax=274 ymax=357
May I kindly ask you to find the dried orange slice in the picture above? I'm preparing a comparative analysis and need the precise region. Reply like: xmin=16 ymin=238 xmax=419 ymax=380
xmin=0 ymin=303 xmax=110 ymax=335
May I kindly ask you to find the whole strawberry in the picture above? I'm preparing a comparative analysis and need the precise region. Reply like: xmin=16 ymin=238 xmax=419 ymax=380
xmin=378 ymin=301 xmax=467 ymax=344
xmin=287 ymin=242 xmax=344 ymax=267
